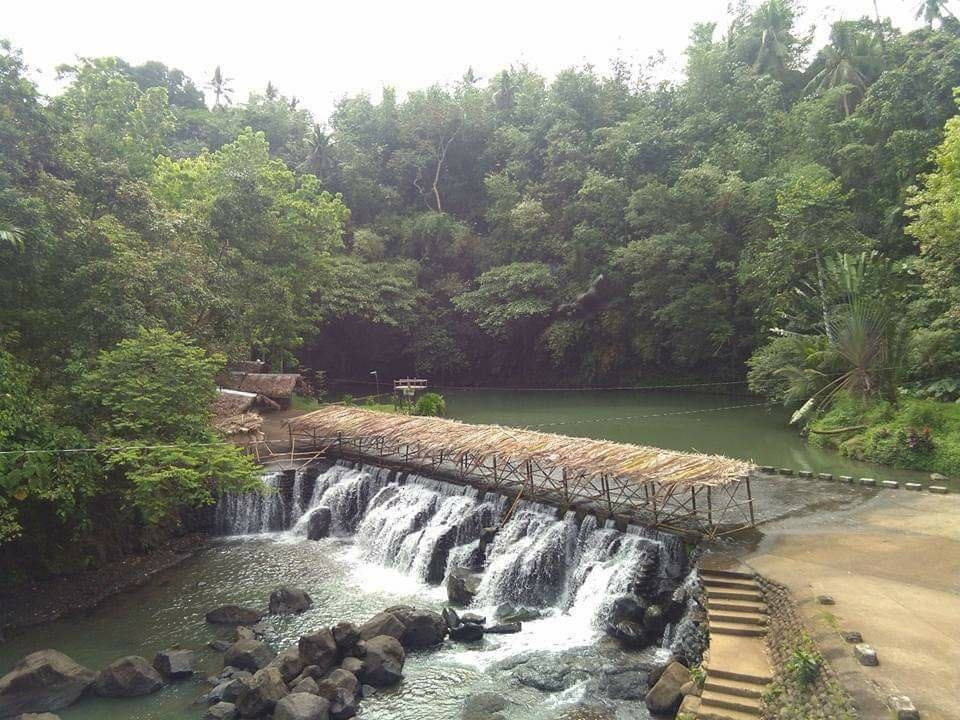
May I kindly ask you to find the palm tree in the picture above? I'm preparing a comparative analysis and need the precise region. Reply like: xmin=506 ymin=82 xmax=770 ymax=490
xmin=749 ymin=0 xmax=798 ymax=80
xmin=300 ymin=124 xmax=335 ymax=181
xmin=806 ymin=23 xmax=880 ymax=116
xmin=776 ymin=253 xmax=909 ymax=423
xmin=265 ymin=81 xmax=278 ymax=100
xmin=207 ymin=66 xmax=233 ymax=108
xmin=915 ymin=0 xmax=956 ymax=27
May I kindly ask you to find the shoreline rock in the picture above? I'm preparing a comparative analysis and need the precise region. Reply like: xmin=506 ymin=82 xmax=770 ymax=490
xmin=0 ymin=649 xmax=96 ymax=716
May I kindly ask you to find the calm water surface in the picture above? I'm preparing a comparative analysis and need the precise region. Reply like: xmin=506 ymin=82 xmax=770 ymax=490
xmin=443 ymin=389 xmax=935 ymax=486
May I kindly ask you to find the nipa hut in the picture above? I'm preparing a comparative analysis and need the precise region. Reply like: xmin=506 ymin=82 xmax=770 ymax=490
xmin=210 ymin=389 xmax=264 ymax=446
xmin=221 ymin=372 xmax=300 ymax=409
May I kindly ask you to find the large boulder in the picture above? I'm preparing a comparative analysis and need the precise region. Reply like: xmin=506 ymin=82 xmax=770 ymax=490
xmin=449 ymin=623 xmax=484 ymax=643
xmin=273 ymin=691 xmax=330 ymax=720
xmin=290 ymin=676 xmax=320 ymax=695
xmin=461 ymin=691 xmax=508 ymax=720
xmin=204 ymin=702 xmax=239 ymax=720
xmin=208 ymin=676 xmax=250 ymax=705
xmin=358 ymin=612 xmax=404 ymax=642
xmin=390 ymin=608 xmax=446 ymax=649
xmin=306 ymin=508 xmax=332 ymax=540
xmin=644 ymin=660 xmax=688 ymax=716
xmin=235 ymin=666 xmax=287 ymax=718
xmin=153 ymin=649 xmax=195 ymax=679
xmin=0 ymin=650 xmax=95 ymax=716
xmin=224 ymin=638 xmax=277 ymax=673
xmin=206 ymin=605 xmax=264 ymax=626
xmin=363 ymin=635 xmax=404 ymax=687
xmin=314 ymin=669 xmax=359 ymax=700
xmin=330 ymin=622 xmax=360 ymax=654
xmin=269 ymin=587 xmax=312 ymax=615
xmin=339 ymin=657 xmax=364 ymax=679
xmin=328 ymin=686 xmax=359 ymax=720
xmin=268 ymin=646 xmax=305 ymax=683
xmin=93 ymin=656 xmax=163 ymax=697
xmin=297 ymin=629 xmax=338 ymax=675
xmin=446 ymin=567 xmax=481 ymax=606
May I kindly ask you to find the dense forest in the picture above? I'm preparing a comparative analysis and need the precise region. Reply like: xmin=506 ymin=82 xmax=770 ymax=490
xmin=4 ymin=0 xmax=960 ymax=577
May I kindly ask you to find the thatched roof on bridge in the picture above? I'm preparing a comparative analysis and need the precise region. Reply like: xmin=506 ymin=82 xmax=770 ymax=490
xmin=287 ymin=405 xmax=752 ymax=488
xmin=222 ymin=372 xmax=299 ymax=399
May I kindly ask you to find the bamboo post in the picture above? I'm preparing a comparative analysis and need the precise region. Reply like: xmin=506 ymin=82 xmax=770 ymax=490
xmin=746 ymin=477 xmax=755 ymax=525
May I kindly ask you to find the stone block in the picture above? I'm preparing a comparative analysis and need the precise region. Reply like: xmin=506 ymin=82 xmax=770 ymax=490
xmin=839 ymin=475 xmax=854 ymax=483
xmin=817 ymin=595 xmax=835 ymax=606
xmin=929 ymin=485 xmax=948 ymax=494
xmin=881 ymin=480 xmax=899 ymax=489
xmin=759 ymin=465 xmax=775 ymax=474
xmin=779 ymin=468 xmax=794 ymax=476
xmin=840 ymin=631 xmax=862 ymax=644
xmin=859 ymin=477 xmax=876 ymax=487
xmin=854 ymin=643 xmax=878 ymax=666
xmin=677 ymin=694 xmax=701 ymax=719
xmin=905 ymin=483 xmax=923 ymax=491
xmin=818 ymin=473 xmax=834 ymax=481
xmin=889 ymin=695 xmax=919 ymax=720
xmin=798 ymin=470 xmax=813 ymax=478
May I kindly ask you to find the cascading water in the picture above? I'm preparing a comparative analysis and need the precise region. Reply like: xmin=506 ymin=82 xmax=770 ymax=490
xmin=213 ymin=461 xmax=699 ymax=651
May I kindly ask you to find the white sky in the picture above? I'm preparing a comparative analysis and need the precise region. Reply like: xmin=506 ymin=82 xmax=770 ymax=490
xmin=4 ymin=0 xmax=921 ymax=121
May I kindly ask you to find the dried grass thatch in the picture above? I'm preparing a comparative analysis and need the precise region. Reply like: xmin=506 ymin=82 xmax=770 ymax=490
xmin=222 ymin=372 xmax=299 ymax=400
xmin=214 ymin=411 xmax=265 ymax=445
xmin=287 ymin=405 xmax=753 ymax=488
xmin=210 ymin=389 xmax=256 ymax=419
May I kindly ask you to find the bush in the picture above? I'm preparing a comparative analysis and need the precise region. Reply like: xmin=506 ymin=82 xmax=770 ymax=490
xmin=413 ymin=392 xmax=446 ymax=417
xmin=786 ymin=634 xmax=822 ymax=687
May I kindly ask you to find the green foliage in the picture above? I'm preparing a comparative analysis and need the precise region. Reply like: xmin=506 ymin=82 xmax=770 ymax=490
xmin=785 ymin=633 xmax=823 ymax=687
xmin=412 ymin=392 xmax=446 ymax=417
xmin=810 ymin=394 xmax=960 ymax=475
xmin=77 ymin=328 xmax=259 ymax=525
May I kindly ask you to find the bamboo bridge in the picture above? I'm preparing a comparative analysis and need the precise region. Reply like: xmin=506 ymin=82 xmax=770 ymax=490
xmin=280 ymin=406 xmax=757 ymax=538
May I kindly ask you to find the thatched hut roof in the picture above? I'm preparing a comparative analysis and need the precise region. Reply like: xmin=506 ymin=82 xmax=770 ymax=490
xmin=222 ymin=372 xmax=299 ymax=399
xmin=213 ymin=411 xmax=264 ymax=445
xmin=286 ymin=406 xmax=752 ymax=488
xmin=210 ymin=389 xmax=257 ymax=419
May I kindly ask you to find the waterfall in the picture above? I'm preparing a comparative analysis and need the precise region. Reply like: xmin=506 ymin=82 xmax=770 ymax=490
xmin=213 ymin=461 xmax=693 ymax=640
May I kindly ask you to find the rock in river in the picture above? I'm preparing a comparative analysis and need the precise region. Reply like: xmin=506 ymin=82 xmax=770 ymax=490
xmin=358 ymin=611 xmax=405 ymax=642
xmin=269 ymin=646 xmax=305 ymax=683
xmin=306 ymin=507 xmax=333 ymax=540
xmin=446 ymin=567 xmax=481 ymax=606
xmin=235 ymin=666 xmax=287 ymax=718
xmin=205 ymin=605 xmax=264 ymax=625
xmin=153 ymin=648 xmax=195 ymax=679
xmin=315 ymin=668 xmax=359 ymax=700
xmin=224 ymin=638 xmax=277 ymax=673
xmin=273 ymin=691 xmax=330 ymax=720
xmin=204 ymin=702 xmax=238 ymax=720
xmin=363 ymin=635 xmax=405 ymax=687
xmin=388 ymin=606 xmax=446 ymax=649
xmin=268 ymin=586 xmax=312 ymax=615
xmin=449 ymin=623 xmax=484 ymax=643
xmin=461 ymin=692 xmax=508 ymax=720
xmin=644 ymin=660 xmax=688 ymax=715
xmin=0 ymin=649 xmax=96 ymax=716
xmin=298 ymin=629 xmax=338 ymax=675
xmin=94 ymin=656 xmax=163 ymax=697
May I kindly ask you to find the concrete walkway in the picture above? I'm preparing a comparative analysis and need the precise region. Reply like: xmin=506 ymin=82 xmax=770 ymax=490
xmin=734 ymin=483 xmax=960 ymax=720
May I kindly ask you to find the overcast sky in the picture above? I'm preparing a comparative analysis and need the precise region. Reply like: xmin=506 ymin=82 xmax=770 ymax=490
xmin=5 ymin=1 xmax=921 ymax=121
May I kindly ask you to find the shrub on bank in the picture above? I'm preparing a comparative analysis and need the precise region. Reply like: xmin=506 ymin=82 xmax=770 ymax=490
xmin=809 ymin=394 xmax=960 ymax=475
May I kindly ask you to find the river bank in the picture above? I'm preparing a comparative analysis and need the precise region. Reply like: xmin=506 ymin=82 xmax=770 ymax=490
xmin=0 ymin=534 xmax=207 ymax=635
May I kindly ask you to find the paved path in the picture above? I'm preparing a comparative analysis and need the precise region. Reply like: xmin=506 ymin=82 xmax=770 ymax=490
xmin=731 ymin=481 xmax=960 ymax=720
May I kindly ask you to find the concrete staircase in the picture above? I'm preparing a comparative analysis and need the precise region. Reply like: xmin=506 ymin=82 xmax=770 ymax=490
xmin=697 ymin=569 xmax=773 ymax=720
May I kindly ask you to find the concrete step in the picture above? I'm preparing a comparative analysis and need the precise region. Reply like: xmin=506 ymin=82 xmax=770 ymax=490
xmin=700 ymin=689 xmax=762 ymax=714
xmin=699 ymin=568 xmax=756 ymax=581
xmin=710 ymin=621 xmax=766 ymax=637
xmin=697 ymin=701 xmax=762 ymax=720
xmin=710 ymin=667 xmax=773 ymax=685
xmin=701 ymin=577 xmax=759 ymax=591
xmin=706 ymin=588 xmax=764 ymax=602
xmin=704 ymin=676 xmax=766 ymax=699
xmin=710 ymin=610 xmax=768 ymax=626
xmin=707 ymin=599 xmax=767 ymax=614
